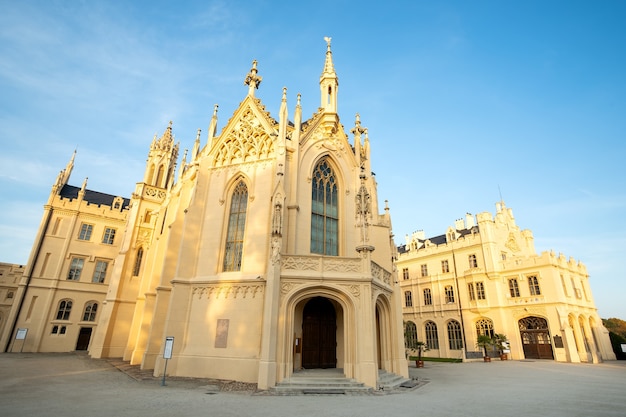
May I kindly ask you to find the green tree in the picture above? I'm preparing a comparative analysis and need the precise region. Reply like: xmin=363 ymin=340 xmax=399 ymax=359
xmin=603 ymin=318 xmax=626 ymax=339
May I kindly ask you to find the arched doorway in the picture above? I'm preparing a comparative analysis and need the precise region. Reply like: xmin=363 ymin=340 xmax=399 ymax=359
xmin=302 ymin=297 xmax=337 ymax=369
xmin=519 ymin=316 xmax=554 ymax=359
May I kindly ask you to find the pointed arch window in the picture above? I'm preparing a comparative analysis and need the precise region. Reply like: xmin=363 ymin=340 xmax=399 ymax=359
xmin=447 ymin=320 xmax=464 ymax=350
xmin=425 ymin=321 xmax=439 ymax=350
xmin=223 ymin=180 xmax=248 ymax=271
xmin=311 ymin=157 xmax=338 ymax=256
xmin=404 ymin=321 xmax=418 ymax=349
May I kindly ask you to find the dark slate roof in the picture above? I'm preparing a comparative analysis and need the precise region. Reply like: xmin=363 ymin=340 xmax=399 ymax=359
xmin=396 ymin=226 xmax=480 ymax=252
xmin=59 ymin=185 xmax=130 ymax=208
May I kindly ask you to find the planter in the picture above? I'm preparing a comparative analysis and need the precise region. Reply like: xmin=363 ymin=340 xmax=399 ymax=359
xmin=500 ymin=353 xmax=508 ymax=361
xmin=483 ymin=356 xmax=491 ymax=362
xmin=415 ymin=360 xmax=424 ymax=368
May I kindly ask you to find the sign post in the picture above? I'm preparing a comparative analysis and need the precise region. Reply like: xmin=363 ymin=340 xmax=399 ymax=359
xmin=15 ymin=328 xmax=28 ymax=353
xmin=161 ymin=336 xmax=174 ymax=386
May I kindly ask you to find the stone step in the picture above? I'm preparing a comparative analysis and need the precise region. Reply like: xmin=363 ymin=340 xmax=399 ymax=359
xmin=271 ymin=369 xmax=372 ymax=394
xmin=377 ymin=370 xmax=411 ymax=390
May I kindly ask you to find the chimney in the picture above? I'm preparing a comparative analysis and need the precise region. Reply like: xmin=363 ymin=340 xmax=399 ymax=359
xmin=454 ymin=218 xmax=464 ymax=230
xmin=465 ymin=213 xmax=475 ymax=228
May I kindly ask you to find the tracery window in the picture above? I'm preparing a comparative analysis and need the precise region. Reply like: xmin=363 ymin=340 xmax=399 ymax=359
xmin=528 ymin=275 xmax=541 ymax=295
xmin=403 ymin=268 xmax=409 ymax=280
xmin=420 ymin=264 xmax=428 ymax=277
xmin=404 ymin=321 xmax=418 ymax=349
xmin=476 ymin=317 xmax=494 ymax=338
xmin=56 ymin=299 xmax=73 ymax=320
xmin=447 ymin=320 xmax=463 ymax=350
xmin=223 ymin=180 xmax=248 ymax=271
xmin=441 ymin=259 xmax=449 ymax=273
xmin=425 ymin=321 xmax=439 ymax=350
xmin=469 ymin=254 xmax=478 ymax=268
xmin=311 ymin=157 xmax=338 ymax=256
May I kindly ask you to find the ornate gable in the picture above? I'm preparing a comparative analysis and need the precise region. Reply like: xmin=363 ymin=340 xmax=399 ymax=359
xmin=212 ymin=99 xmax=277 ymax=167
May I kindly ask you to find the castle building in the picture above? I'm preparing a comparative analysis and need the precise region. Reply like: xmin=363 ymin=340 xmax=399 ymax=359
xmin=397 ymin=202 xmax=615 ymax=363
xmin=1 ymin=39 xmax=408 ymax=390
xmin=0 ymin=263 xmax=24 ymax=341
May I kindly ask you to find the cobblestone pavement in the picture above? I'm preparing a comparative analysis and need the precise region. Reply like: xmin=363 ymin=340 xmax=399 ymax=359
xmin=1 ymin=352 xmax=625 ymax=417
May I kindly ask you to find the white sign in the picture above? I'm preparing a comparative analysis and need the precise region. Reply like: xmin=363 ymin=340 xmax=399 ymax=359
xmin=621 ymin=344 xmax=626 ymax=353
xmin=16 ymin=328 xmax=28 ymax=340
xmin=163 ymin=336 xmax=174 ymax=359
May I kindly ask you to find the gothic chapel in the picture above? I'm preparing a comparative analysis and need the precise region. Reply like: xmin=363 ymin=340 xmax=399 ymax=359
xmin=87 ymin=39 xmax=408 ymax=389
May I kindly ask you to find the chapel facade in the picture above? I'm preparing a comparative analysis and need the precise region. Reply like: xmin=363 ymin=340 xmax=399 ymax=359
xmin=397 ymin=202 xmax=615 ymax=363
xmin=2 ymin=40 xmax=408 ymax=390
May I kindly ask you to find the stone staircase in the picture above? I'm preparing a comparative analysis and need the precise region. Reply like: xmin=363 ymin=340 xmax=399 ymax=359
xmin=271 ymin=368 xmax=372 ymax=395
xmin=270 ymin=368 xmax=414 ymax=395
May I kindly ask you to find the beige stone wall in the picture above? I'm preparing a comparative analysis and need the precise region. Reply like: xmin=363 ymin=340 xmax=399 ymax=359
xmin=398 ymin=202 xmax=615 ymax=363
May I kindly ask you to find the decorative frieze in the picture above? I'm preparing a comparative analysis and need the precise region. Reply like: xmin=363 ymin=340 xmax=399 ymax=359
xmin=282 ymin=255 xmax=363 ymax=274
xmin=192 ymin=283 xmax=264 ymax=300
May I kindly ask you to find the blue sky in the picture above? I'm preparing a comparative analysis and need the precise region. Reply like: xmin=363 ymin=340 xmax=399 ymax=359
xmin=1 ymin=1 xmax=624 ymax=319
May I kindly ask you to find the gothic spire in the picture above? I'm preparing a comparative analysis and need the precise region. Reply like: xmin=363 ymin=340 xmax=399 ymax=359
xmin=320 ymin=36 xmax=338 ymax=113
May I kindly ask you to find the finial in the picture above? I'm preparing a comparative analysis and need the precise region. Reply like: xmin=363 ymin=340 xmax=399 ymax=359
xmin=282 ymin=87 xmax=287 ymax=101
xmin=297 ymin=93 xmax=301 ymax=107
xmin=324 ymin=36 xmax=332 ymax=50
xmin=244 ymin=59 xmax=262 ymax=96
xmin=212 ymin=104 xmax=219 ymax=117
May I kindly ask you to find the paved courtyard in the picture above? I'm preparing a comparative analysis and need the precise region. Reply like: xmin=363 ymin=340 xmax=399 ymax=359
xmin=1 ymin=353 xmax=624 ymax=417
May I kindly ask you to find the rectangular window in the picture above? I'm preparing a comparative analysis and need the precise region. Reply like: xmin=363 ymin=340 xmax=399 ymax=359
xmin=92 ymin=260 xmax=108 ymax=283
xmin=476 ymin=282 xmax=486 ymax=300
xmin=402 ymin=268 xmax=409 ymax=280
xmin=404 ymin=291 xmax=413 ymax=307
xmin=528 ymin=275 xmax=541 ymax=295
xmin=102 ymin=227 xmax=116 ymax=245
xmin=78 ymin=223 xmax=93 ymax=241
xmin=469 ymin=254 xmax=478 ymax=268
xmin=420 ymin=264 xmax=428 ymax=277
xmin=468 ymin=283 xmax=476 ymax=301
xmin=423 ymin=288 xmax=432 ymax=306
xmin=68 ymin=258 xmax=85 ymax=281
xmin=441 ymin=260 xmax=449 ymax=273
xmin=508 ymin=278 xmax=520 ymax=298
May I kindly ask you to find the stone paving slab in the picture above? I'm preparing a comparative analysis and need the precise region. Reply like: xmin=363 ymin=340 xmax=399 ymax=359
xmin=1 ymin=352 xmax=625 ymax=417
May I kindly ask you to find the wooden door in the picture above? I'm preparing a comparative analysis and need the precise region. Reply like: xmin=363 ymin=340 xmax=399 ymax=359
xmin=302 ymin=297 xmax=337 ymax=369
xmin=75 ymin=327 xmax=92 ymax=351
xmin=519 ymin=317 xmax=554 ymax=360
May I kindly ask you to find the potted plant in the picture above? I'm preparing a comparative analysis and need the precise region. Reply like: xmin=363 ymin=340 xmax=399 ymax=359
xmin=413 ymin=341 xmax=427 ymax=368
xmin=493 ymin=333 xmax=509 ymax=360
xmin=404 ymin=322 xmax=427 ymax=367
xmin=476 ymin=334 xmax=494 ymax=362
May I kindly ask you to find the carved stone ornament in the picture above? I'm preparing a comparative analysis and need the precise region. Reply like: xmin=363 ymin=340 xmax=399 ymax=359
xmin=213 ymin=109 xmax=275 ymax=167
xmin=192 ymin=284 xmax=265 ymax=300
